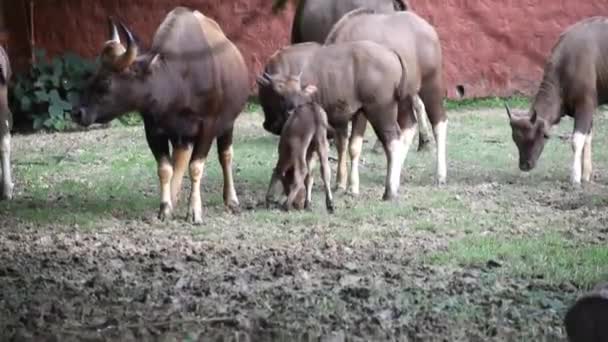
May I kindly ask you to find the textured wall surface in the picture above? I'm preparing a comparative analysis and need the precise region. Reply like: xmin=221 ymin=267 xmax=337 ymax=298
xmin=5 ymin=0 xmax=608 ymax=98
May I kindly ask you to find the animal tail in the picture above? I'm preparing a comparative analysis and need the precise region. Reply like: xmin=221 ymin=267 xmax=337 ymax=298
xmin=393 ymin=50 xmax=408 ymax=102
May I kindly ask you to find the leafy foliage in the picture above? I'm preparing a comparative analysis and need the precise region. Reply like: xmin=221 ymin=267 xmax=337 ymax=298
xmin=9 ymin=49 xmax=97 ymax=132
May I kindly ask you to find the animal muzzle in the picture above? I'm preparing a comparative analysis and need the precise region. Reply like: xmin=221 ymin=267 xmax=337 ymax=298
xmin=519 ymin=160 xmax=534 ymax=172
xmin=263 ymin=120 xmax=283 ymax=136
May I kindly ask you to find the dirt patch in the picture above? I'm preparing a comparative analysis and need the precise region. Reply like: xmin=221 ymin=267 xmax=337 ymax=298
xmin=0 ymin=225 xmax=570 ymax=341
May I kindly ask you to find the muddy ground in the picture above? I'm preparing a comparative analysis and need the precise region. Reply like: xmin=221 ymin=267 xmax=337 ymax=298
xmin=0 ymin=109 xmax=606 ymax=341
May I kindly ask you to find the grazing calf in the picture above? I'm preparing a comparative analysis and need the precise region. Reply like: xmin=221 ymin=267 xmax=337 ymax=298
xmin=506 ymin=17 xmax=608 ymax=187
xmin=266 ymin=83 xmax=334 ymax=212
xmin=0 ymin=46 xmax=12 ymax=200
xmin=72 ymin=7 xmax=249 ymax=223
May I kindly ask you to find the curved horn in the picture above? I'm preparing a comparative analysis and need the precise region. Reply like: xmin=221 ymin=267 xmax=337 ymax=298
xmin=108 ymin=17 xmax=120 ymax=43
xmin=504 ymin=102 xmax=513 ymax=120
xmin=113 ymin=21 xmax=138 ymax=70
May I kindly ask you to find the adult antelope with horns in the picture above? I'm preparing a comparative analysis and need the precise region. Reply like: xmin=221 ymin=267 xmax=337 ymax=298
xmin=72 ymin=7 xmax=249 ymax=224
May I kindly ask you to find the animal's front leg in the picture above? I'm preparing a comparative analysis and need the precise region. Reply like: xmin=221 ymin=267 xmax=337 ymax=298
xmin=0 ymin=131 xmax=12 ymax=200
xmin=582 ymin=130 xmax=593 ymax=183
xmin=571 ymin=131 xmax=587 ymax=186
xmin=335 ymin=127 xmax=349 ymax=192
xmin=187 ymin=135 xmax=213 ymax=224
xmin=265 ymin=168 xmax=282 ymax=208
xmin=285 ymin=155 xmax=307 ymax=211
xmin=217 ymin=129 xmax=239 ymax=212
xmin=143 ymin=117 xmax=172 ymax=220
xmin=317 ymin=134 xmax=334 ymax=213
xmin=170 ymin=144 xmax=193 ymax=206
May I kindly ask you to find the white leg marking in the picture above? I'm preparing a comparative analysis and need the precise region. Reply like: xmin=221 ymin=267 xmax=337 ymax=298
xmin=384 ymin=138 xmax=405 ymax=199
xmin=0 ymin=133 xmax=12 ymax=200
xmin=401 ymin=125 xmax=417 ymax=162
xmin=582 ymin=131 xmax=593 ymax=183
xmin=434 ymin=120 xmax=448 ymax=184
xmin=571 ymin=132 xmax=586 ymax=185
xmin=220 ymin=145 xmax=239 ymax=208
xmin=157 ymin=157 xmax=173 ymax=220
xmin=305 ymin=157 xmax=315 ymax=206
xmin=336 ymin=135 xmax=348 ymax=191
xmin=348 ymin=134 xmax=363 ymax=195
xmin=170 ymin=145 xmax=193 ymax=206
xmin=188 ymin=159 xmax=206 ymax=224
xmin=413 ymin=96 xmax=431 ymax=140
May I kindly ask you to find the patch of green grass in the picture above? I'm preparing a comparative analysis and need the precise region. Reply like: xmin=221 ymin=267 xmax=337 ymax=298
xmin=444 ymin=95 xmax=531 ymax=112
xmin=429 ymin=233 xmax=608 ymax=288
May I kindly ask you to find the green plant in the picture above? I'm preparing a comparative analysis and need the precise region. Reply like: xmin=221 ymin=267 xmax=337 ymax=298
xmin=10 ymin=48 xmax=97 ymax=132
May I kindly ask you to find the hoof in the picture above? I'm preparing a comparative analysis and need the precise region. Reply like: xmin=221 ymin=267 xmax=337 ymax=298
xmin=571 ymin=181 xmax=582 ymax=190
xmin=225 ymin=200 xmax=241 ymax=214
xmin=334 ymin=186 xmax=347 ymax=195
xmin=382 ymin=191 xmax=397 ymax=201
xmin=326 ymin=200 xmax=335 ymax=214
xmin=417 ymin=140 xmax=432 ymax=152
xmin=435 ymin=178 xmax=447 ymax=186
xmin=348 ymin=189 xmax=360 ymax=197
xmin=187 ymin=208 xmax=203 ymax=225
xmin=158 ymin=202 xmax=173 ymax=221
xmin=304 ymin=199 xmax=312 ymax=210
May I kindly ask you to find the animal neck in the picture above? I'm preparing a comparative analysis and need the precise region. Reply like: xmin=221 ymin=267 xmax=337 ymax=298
xmin=531 ymin=69 xmax=562 ymax=125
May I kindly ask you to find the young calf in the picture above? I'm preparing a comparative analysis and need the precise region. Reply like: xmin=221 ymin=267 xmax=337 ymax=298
xmin=265 ymin=80 xmax=334 ymax=213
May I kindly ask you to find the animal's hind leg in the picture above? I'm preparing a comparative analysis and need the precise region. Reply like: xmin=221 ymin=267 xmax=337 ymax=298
xmin=349 ymin=111 xmax=366 ymax=195
xmin=413 ymin=95 xmax=432 ymax=152
xmin=317 ymin=131 xmax=334 ymax=212
xmin=572 ymin=97 xmax=595 ymax=187
xmin=217 ymin=127 xmax=239 ymax=212
xmin=285 ymin=154 xmax=307 ymax=211
xmin=335 ymin=126 xmax=349 ymax=192
xmin=365 ymin=104 xmax=404 ymax=200
xmin=188 ymin=130 xmax=214 ymax=224
xmin=304 ymin=154 xmax=315 ymax=209
xmin=397 ymin=96 xmax=418 ymax=170
xmin=582 ymin=130 xmax=593 ymax=183
xmin=419 ymin=79 xmax=448 ymax=185
xmin=143 ymin=116 xmax=173 ymax=220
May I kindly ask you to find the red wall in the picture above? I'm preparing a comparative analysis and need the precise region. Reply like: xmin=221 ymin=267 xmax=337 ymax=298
xmin=5 ymin=0 xmax=608 ymax=99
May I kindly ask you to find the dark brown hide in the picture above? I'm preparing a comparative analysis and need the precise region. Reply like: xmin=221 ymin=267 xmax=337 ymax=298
xmin=74 ymin=7 xmax=249 ymax=223
xmin=507 ymin=17 xmax=608 ymax=181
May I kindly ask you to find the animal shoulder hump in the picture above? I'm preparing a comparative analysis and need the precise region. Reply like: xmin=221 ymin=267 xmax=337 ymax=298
xmin=324 ymin=7 xmax=376 ymax=45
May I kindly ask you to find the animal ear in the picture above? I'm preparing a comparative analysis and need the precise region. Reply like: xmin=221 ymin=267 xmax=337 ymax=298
xmin=302 ymin=84 xmax=317 ymax=96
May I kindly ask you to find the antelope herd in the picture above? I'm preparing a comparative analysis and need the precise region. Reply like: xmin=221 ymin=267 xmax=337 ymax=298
xmin=0 ymin=2 xmax=607 ymax=222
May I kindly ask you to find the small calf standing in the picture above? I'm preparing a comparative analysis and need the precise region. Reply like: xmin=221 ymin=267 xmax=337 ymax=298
xmin=0 ymin=46 xmax=12 ymax=200
xmin=265 ymin=81 xmax=334 ymax=212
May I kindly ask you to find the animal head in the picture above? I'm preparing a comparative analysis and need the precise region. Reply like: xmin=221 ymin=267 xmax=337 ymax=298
xmin=505 ymin=103 xmax=550 ymax=171
xmin=73 ymin=18 xmax=160 ymax=126
xmin=257 ymin=71 xmax=317 ymax=134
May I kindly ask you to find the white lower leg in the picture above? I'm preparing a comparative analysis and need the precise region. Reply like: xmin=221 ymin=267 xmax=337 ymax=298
xmin=582 ymin=131 xmax=593 ymax=182
xmin=170 ymin=145 xmax=192 ymax=206
xmin=413 ymin=96 xmax=431 ymax=141
xmin=188 ymin=159 xmax=206 ymax=224
xmin=434 ymin=120 xmax=448 ymax=184
xmin=157 ymin=157 xmax=173 ymax=219
xmin=348 ymin=135 xmax=363 ymax=195
xmin=401 ymin=125 xmax=417 ymax=161
xmin=0 ymin=133 xmax=12 ymax=199
xmin=305 ymin=158 xmax=315 ymax=205
xmin=220 ymin=146 xmax=239 ymax=207
xmin=336 ymin=137 xmax=348 ymax=190
xmin=571 ymin=132 xmax=586 ymax=185
xmin=384 ymin=138 xmax=405 ymax=199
